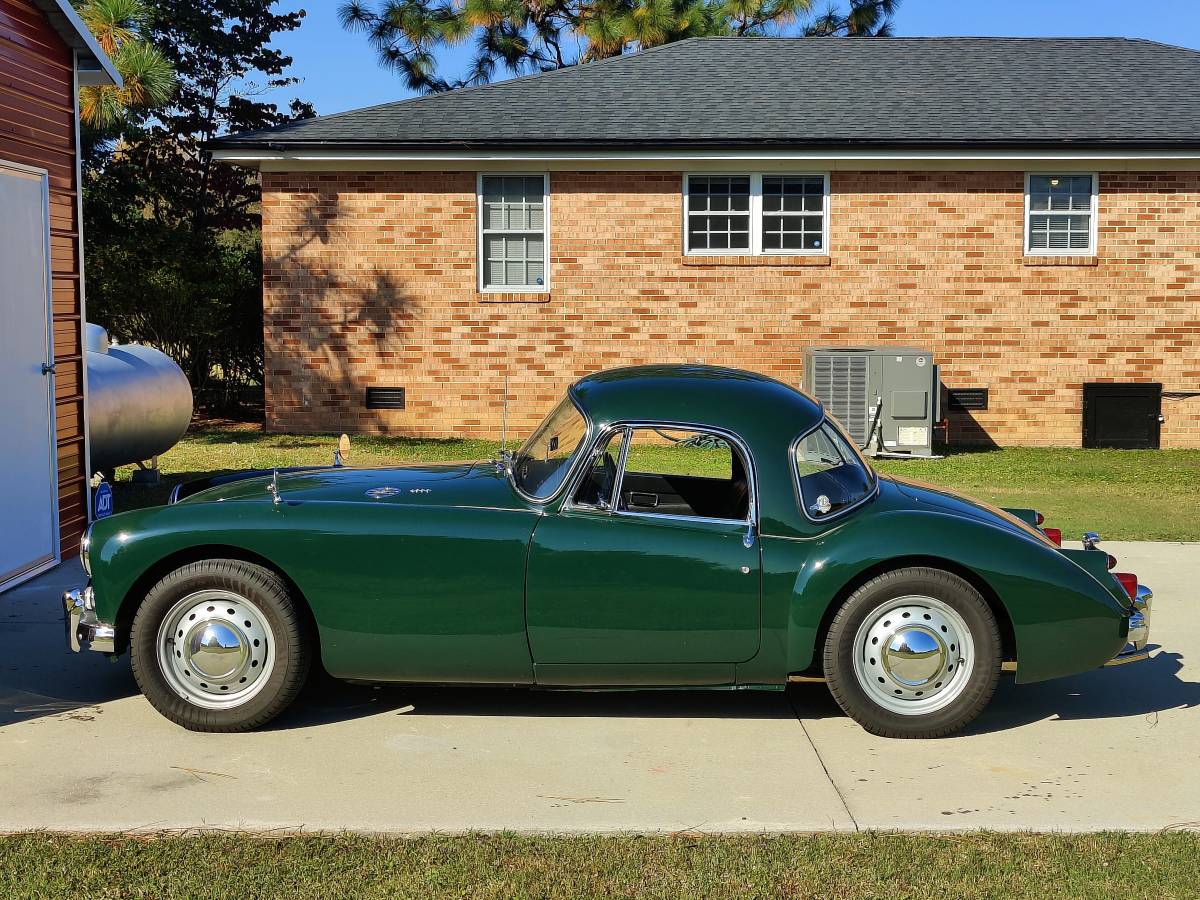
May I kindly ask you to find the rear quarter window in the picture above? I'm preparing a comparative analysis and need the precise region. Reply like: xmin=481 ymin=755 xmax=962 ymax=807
xmin=794 ymin=420 xmax=876 ymax=519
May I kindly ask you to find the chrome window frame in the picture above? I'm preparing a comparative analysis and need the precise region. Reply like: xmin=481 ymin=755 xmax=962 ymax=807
xmin=508 ymin=390 xmax=595 ymax=504
xmin=562 ymin=425 xmax=631 ymax=513
xmin=789 ymin=417 xmax=879 ymax=525
xmin=561 ymin=420 xmax=758 ymax=529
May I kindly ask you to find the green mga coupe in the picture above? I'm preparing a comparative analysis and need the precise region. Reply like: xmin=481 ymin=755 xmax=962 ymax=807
xmin=64 ymin=365 xmax=1152 ymax=737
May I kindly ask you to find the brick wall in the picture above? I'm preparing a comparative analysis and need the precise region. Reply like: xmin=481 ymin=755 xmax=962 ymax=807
xmin=260 ymin=169 xmax=1200 ymax=447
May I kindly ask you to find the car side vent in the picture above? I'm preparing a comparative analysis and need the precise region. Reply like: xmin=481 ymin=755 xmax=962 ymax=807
xmin=365 ymin=387 xmax=406 ymax=410
xmin=811 ymin=353 xmax=869 ymax=445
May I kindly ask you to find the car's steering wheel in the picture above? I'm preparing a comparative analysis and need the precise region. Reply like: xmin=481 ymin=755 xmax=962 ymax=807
xmin=596 ymin=452 xmax=618 ymax=506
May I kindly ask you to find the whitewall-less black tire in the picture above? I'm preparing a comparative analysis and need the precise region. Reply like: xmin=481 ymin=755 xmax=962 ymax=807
xmin=130 ymin=559 xmax=311 ymax=732
xmin=822 ymin=567 xmax=1001 ymax=739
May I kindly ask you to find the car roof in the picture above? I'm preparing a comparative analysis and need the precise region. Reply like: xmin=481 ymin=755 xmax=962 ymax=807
xmin=570 ymin=364 xmax=823 ymax=440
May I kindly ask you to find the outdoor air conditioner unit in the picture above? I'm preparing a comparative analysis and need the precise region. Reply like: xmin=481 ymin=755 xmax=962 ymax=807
xmin=803 ymin=347 xmax=941 ymax=457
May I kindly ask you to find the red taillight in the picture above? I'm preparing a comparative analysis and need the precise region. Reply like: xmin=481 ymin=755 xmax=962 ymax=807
xmin=1114 ymin=572 xmax=1138 ymax=600
xmin=1035 ymin=512 xmax=1045 ymax=526
xmin=1106 ymin=554 xmax=1117 ymax=571
xmin=1043 ymin=527 xmax=1061 ymax=546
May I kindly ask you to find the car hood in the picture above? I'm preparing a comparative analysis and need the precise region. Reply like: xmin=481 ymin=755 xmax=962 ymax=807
xmin=177 ymin=461 xmax=527 ymax=511
xmin=883 ymin=474 xmax=1051 ymax=544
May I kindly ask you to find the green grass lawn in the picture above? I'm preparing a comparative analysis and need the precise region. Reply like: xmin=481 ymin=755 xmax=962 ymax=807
xmin=872 ymin=447 xmax=1200 ymax=542
xmin=3 ymin=831 xmax=1198 ymax=899
xmin=112 ymin=428 xmax=1200 ymax=541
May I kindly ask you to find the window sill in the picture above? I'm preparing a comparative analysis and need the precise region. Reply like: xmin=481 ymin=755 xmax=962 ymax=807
xmin=680 ymin=255 xmax=831 ymax=267
xmin=477 ymin=291 xmax=551 ymax=303
xmin=1023 ymin=255 xmax=1098 ymax=267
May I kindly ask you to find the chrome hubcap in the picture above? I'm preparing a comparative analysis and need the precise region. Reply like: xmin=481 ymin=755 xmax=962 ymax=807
xmin=187 ymin=621 xmax=248 ymax=680
xmin=852 ymin=595 xmax=974 ymax=716
xmin=156 ymin=589 xmax=274 ymax=710
xmin=882 ymin=627 xmax=946 ymax=687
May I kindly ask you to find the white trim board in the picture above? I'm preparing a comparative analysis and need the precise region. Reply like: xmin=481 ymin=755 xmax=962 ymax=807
xmin=73 ymin=54 xmax=93 ymax=525
xmin=213 ymin=147 xmax=1200 ymax=174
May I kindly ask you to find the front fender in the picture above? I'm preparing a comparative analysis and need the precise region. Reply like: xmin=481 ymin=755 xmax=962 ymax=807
xmin=87 ymin=498 xmax=539 ymax=684
xmin=777 ymin=508 xmax=1128 ymax=683
xmin=88 ymin=502 xmax=282 ymax=625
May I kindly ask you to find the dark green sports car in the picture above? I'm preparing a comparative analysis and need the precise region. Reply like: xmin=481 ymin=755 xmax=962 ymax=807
xmin=64 ymin=365 xmax=1152 ymax=737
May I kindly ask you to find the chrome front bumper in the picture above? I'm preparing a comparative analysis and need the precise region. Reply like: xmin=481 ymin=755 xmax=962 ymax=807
xmin=1104 ymin=583 xmax=1152 ymax=666
xmin=63 ymin=586 xmax=116 ymax=654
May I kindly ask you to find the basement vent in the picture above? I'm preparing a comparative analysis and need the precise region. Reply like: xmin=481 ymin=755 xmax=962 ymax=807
xmin=365 ymin=387 xmax=406 ymax=410
xmin=811 ymin=353 xmax=869 ymax=445
xmin=946 ymin=388 xmax=989 ymax=411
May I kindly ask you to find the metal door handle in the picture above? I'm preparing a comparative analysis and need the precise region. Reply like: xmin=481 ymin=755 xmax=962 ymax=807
xmin=41 ymin=362 xmax=55 ymax=375
xmin=743 ymin=520 xmax=756 ymax=549
xmin=740 ymin=565 xmax=751 ymax=574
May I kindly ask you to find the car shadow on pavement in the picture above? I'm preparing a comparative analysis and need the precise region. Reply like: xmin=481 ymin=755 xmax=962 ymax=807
xmin=0 ymin=644 xmax=139 ymax=728
xmin=274 ymin=653 xmax=1175 ymax=732
xmin=962 ymin=648 xmax=1199 ymax=735
xmin=267 ymin=670 xmax=800 ymax=731
xmin=0 ymin=560 xmax=138 ymax=728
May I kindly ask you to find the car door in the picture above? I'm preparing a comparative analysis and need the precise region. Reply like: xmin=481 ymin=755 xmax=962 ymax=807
xmin=525 ymin=425 xmax=761 ymax=680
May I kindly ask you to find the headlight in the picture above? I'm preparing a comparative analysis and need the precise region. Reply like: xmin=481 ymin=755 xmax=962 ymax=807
xmin=80 ymin=524 xmax=92 ymax=576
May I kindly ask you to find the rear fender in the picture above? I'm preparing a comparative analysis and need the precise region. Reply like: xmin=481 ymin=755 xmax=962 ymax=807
xmin=780 ymin=508 xmax=1129 ymax=683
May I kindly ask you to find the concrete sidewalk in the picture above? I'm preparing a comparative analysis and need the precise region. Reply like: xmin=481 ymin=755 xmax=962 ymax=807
xmin=0 ymin=542 xmax=1196 ymax=833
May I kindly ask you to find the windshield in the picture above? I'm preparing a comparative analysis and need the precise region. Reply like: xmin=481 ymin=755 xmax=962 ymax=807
xmin=794 ymin=417 xmax=876 ymax=519
xmin=512 ymin=395 xmax=590 ymax=499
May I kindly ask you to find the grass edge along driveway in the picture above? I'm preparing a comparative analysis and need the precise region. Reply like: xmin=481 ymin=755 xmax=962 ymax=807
xmin=112 ymin=429 xmax=1200 ymax=542
xmin=3 ymin=831 xmax=1200 ymax=899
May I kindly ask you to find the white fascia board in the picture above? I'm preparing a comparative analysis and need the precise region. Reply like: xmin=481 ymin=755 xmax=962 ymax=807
xmin=213 ymin=147 xmax=1200 ymax=173
xmin=33 ymin=0 xmax=122 ymax=87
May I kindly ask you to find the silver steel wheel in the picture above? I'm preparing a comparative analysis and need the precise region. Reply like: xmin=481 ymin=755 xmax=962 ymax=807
xmin=851 ymin=595 xmax=974 ymax=716
xmin=155 ymin=589 xmax=275 ymax=710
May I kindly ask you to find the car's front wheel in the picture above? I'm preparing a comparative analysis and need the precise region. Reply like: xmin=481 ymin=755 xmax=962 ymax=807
xmin=130 ymin=559 xmax=311 ymax=732
xmin=823 ymin=567 xmax=1001 ymax=739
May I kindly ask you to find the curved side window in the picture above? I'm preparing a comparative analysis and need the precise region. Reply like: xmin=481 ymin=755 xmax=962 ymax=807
xmin=794 ymin=419 xmax=875 ymax=519
xmin=513 ymin=396 xmax=589 ymax=500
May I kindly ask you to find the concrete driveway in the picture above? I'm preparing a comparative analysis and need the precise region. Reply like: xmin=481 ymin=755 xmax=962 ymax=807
xmin=1 ymin=542 xmax=1196 ymax=833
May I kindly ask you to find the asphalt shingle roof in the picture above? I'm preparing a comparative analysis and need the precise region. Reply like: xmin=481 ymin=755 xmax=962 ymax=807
xmin=214 ymin=37 xmax=1200 ymax=151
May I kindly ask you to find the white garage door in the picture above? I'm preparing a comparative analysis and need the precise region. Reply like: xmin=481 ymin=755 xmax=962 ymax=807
xmin=0 ymin=162 xmax=59 ymax=591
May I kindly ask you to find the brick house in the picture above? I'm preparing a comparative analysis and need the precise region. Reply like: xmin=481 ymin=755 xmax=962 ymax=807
xmin=212 ymin=37 xmax=1200 ymax=447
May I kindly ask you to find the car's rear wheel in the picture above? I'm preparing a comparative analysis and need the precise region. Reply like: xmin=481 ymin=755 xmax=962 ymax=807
xmin=823 ymin=567 xmax=1001 ymax=738
xmin=130 ymin=559 xmax=311 ymax=732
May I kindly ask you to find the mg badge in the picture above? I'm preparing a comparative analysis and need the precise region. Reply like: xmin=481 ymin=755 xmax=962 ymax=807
xmin=364 ymin=486 xmax=402 ymax=499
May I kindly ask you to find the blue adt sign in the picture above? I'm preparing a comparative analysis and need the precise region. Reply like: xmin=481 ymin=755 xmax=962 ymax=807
xmin=93 ymin=481 xmax=113 ymax=519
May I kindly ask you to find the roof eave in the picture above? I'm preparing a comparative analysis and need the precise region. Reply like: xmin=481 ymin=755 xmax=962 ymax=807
xmin=31 ymin=0 xmax=122 ymax=87
xmin=210 ymin=138 xmax=1200 ymax=156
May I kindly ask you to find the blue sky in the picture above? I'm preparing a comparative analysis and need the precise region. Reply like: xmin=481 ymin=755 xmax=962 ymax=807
xmin=260 ymin=0 xmax=1200 ymax=117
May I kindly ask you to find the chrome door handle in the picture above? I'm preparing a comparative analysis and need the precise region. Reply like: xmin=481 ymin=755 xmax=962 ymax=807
xmin=740 ymin=566 xmax=751 ymax=574
xmin=743 ymin=520 xmax=756 ymax=549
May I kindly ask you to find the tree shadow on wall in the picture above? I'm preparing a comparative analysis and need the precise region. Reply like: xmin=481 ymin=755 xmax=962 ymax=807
xmin=263 ymin=193 xmax=421 ymax=433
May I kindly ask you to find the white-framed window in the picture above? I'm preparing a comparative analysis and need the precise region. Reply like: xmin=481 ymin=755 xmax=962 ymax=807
xmin=683 ymin=173 xmax=829 ymax=256
xmin=1024 ymin=173 xmax=1098 ymax=256
xmin=478 ymin=173 xmax=549 ymax=291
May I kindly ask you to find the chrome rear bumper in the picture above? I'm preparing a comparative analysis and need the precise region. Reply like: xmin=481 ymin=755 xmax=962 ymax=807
xmin=63 ymin=586 xmax=116 ymax=654
xmin=1104 ymin=583 xmax=1152 ymax=667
